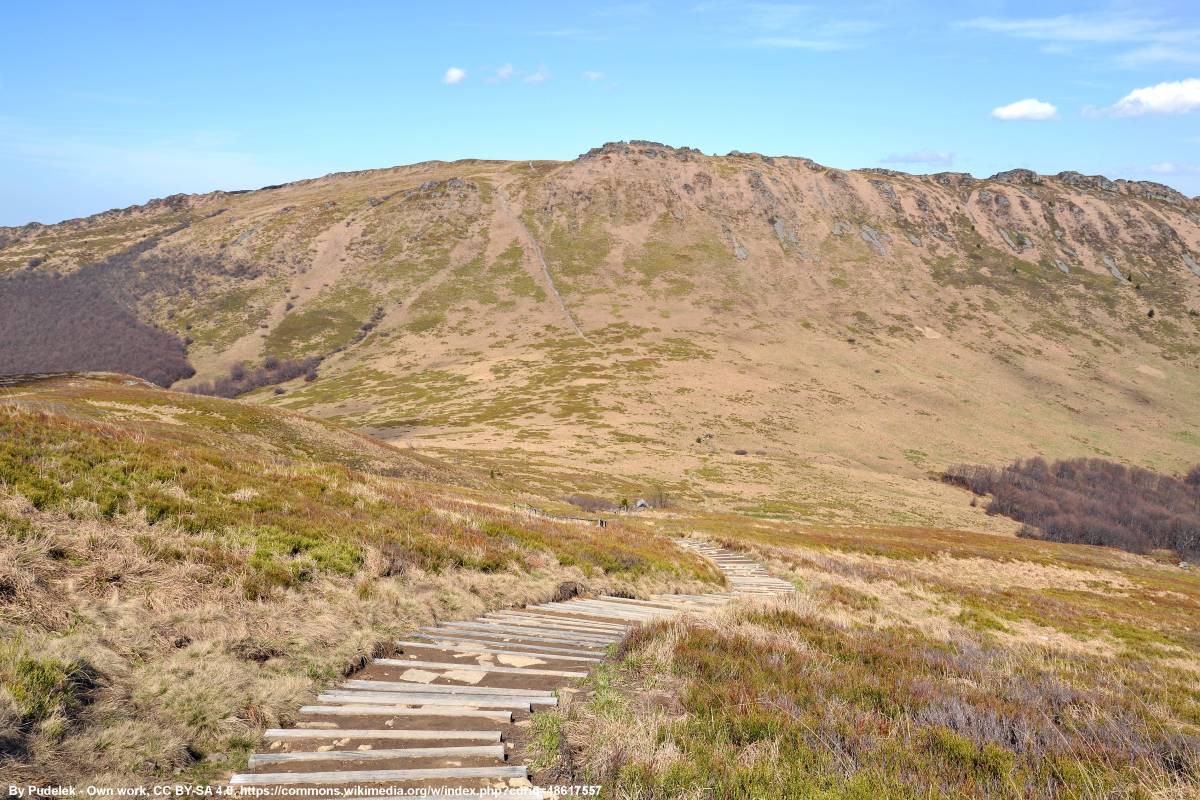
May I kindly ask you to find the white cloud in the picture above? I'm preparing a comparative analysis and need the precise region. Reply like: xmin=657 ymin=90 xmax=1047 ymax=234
xmin=991 ymin=98 xmax=1058 ymax=121
xmin=880 ymin=150 xmax=954 ymax=168
xmin=583 ymin=70 xmax=605 ymax=81
xmin=442 ymin=67 xmax=466 ymax=85
xmin=1144 ymin=162 xmax=1200 ymax=176
xmin=523 ymin=66 xmax=550 ymax=84
xmin=1111 ymin=78 xmax=1200 ymax=116
xmin=495 ymin=64 xmax=515 ymax=81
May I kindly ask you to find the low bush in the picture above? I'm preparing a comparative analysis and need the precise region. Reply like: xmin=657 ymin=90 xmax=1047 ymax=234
xmin=944 ymin=458 xmax=1200 ymax=559
xmin=187 ymin=357 xmax=321 ymax=398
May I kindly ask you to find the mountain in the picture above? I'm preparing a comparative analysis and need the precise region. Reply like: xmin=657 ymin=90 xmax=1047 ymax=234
xmin=3 ymin=142 xmax=1199 ymax=522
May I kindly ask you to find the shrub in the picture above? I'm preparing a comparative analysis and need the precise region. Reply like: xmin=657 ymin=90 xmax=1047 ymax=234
xmin=0 ymin=273 xmax=194 ymax=387
xmin=187 ymin=357 xmax=321 ymax=398
xmin=944 ymin=458 xmax=1200 ymax=559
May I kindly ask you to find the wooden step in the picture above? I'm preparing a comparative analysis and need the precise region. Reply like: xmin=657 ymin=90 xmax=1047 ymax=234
xmin=486 ymin=612 xmax=629 ymax=632
xmin=434 ymin=621 xmax=619 ymax=643
xmin=341 ymin=680 xmax=554 ymax=697
xmin=263 ymin=728 xmax=502 ymax=742
xmin=249 ymin=744 xmax=506 ymax=766
xmin=395 ymin=640 xmax=602 ymax=662
xmin=421 ymin=625 xmax=616 ymax=647
xmin=317 ymin=691 xmax=535 ymax=710
xmin=412 ymin=631 xmax=607 ymax=656
xmin=375 ymin=658 xmax=588 ymax=678
xmin=229 ymin=765 xmax=529 ymax=786
xmin=299 ymin=705 xmax=513 ymax=721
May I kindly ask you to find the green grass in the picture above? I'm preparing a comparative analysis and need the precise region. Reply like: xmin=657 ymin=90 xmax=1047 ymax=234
xmin=265 ymin=284 xmax=377 ymax=356
xmin=0 ymin=379 xmax=714 ymax=600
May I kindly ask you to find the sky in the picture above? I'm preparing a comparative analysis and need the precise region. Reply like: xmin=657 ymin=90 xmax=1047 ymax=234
xmin=2 ymin=0 xmax=1199 ymax=225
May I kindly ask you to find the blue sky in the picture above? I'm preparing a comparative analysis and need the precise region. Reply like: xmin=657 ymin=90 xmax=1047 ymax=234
xmin=2 ymin=0 xmax=1199 ymax=225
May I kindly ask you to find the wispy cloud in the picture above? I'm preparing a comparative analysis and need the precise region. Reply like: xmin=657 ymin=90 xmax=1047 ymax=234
xmin=991 ymin=98 xmax=1058 ymax=121
xmin=442 ymin=67 xmax=466 ymax=85
xmin=693 ymin=2 xmax=879 ymax=51
xmin=523 ymin=66 xmax=551 ymax=84
xmin=590 ymin=2 xmax=651 ymax=17
xmin=880 ymin=150 xmax=955 ymax=168
xmin=958 ymin=12 xmax=1200 ymax=67
xmin=583 ymin=70 xmax=605 ymax=81
xmin=1142 ymin=161 xmax=1200 ymax=176
xmin=0 ymin=121 xmax=287 ymax=194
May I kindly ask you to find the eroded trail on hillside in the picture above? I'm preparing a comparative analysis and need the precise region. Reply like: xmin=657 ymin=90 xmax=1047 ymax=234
xmin=228 ymin=541 xmax=794 ymax=797
xmin=494 ymin=184 xmax=593 ymax=345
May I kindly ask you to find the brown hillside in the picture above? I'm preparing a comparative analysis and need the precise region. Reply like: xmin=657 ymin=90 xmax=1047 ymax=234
xmin=2 ymin=142 xmax=1198 ymax=521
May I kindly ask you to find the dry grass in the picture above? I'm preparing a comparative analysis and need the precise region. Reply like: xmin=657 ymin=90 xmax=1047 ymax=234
xmin=533 ymin=523 xmax=1200 ymax=799
xmin=0 ymin=377 xmax=717 ymax=785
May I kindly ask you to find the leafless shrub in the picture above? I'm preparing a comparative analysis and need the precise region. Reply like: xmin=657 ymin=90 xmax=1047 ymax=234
xmin=945 ymin=458 xmax=1200 ymax=559
xmin=562 ymin=494 xmax=616 ymax=512
xmin=0 ymin=273 xmax=194 ymax=387
xmin=187 ymin=357 xmax=321 ymax=398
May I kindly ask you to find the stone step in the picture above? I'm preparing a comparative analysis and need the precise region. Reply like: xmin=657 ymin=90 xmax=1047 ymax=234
xmin=410 ymin=631 xmax=606 ymax=655
xmin=317 ymin=692 xmax=536 ymax=711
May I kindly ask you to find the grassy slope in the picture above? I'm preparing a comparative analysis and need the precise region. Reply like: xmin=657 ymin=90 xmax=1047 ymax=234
xmin=0 ymin=374 xmax=717 ymax=785
xmin=4 ymin=151 xmax=1199 ymax=532
xmin=532 ymin=516 xmax=1200 ymax=798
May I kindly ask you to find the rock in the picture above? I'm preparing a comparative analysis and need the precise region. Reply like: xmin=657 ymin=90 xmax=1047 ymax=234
xmin=1181 ymin=562 xmax=1190 ymax=570
xmin=907 ymin=233 xmax=923 ymax=247
xmin=869 ymin=179 xmax=897 ymax=203
xmin=1103 ymin=254 xmax=1128 ymax=282
xmin=1183 ymin=252 xmax=1200 ymax=278
xmin=990 ymin=168 xmax=1043 ymax=186
xmin=770 ymin=216 xmax=797 ymax=246
xmin=859 ymin=223 xmax=890 ymax=255
xmin=1057 ymin=171 xmax=1118 ymax=193
xmin=931 ymin=172 xmax=976 ymax=188
xmin=831 ymin=220 xmax=851 ymax=236
xmin=997 ymin=227 xmax=1028 ymax=252
xmin=733 ymin=242 xmax=748 ymax=261
xmin=1054 ymin=259 xmax=1070 ymax=274
xmin=1123 ymin=180 xmax=1187 ymax=205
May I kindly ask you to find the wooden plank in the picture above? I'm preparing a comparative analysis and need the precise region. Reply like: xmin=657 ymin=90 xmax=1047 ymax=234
xmin=375 ymin=658 xmax=587 ymax=678
xmin=540 ymin=599 xmax=660 ymax=616
xmin=395 ymin=640 xmax=601 ymax=663
xmin=422 ymin=624 xmax=616 ymax=647
xmin=487 ymin=612 xmax=629 ymax=632
xmin=328 ymin=690 xmax=552 ymax=705
xmin=435 ymin=621 xmax=619 ymax=643
xmin=229 ymin=765 xmax=529 ymax=785
xmin=263 ymin=728 xmax=501 ymax=742
xmin=341 ymin=680 xmax=554 ymax=697
xmin=557 ymin=601 xmax=665 ymax=618
xmin=299 ymin=705 xmax=512 ymax=721
xmin=323 ymin=690 xmax=553 ymax=707
xmin=501 ymin=609 xmax=630 ymax=628
xmin=413 ymin=630 xmax=610 ymax=653
xmin=317 ymin=692 xmax=535 ymax=710
xmin=249 ymin=744 xmax=505 ymax=766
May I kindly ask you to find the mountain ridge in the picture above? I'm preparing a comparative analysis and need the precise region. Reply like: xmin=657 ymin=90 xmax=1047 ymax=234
xmin=2 ymin=140 xmax=1195 ymax=233
xmin=1 ymin=141 xmax=1198 ymax=524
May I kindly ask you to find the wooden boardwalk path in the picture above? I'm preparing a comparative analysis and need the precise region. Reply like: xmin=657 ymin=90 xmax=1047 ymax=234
xmin=228 ymin=540 xmax=794 ymax=797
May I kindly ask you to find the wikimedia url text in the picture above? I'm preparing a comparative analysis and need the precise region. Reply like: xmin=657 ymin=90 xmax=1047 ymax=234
xmin=8 ymin=788 xmax=602 ymax=799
